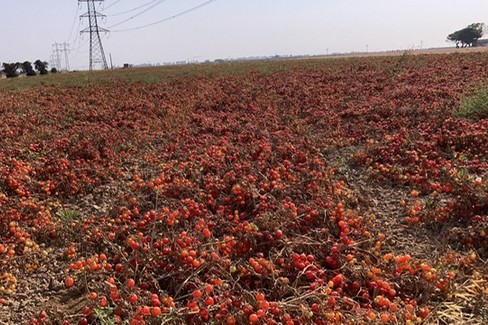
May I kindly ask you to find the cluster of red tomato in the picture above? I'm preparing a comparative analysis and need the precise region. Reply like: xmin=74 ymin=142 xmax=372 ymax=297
xmin=1 ymin=53 xmax=487 ymax=324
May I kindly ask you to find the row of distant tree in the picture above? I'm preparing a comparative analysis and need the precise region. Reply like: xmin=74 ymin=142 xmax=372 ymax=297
xmin=0 ymin=24 xmax=483 ymax=78
xmin=1 ymin=60 xmax=55 ymax=78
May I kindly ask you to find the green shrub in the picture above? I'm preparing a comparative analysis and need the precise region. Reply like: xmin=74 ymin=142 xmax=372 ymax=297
xmin=455 ymin=85 xmax=488 ymax=120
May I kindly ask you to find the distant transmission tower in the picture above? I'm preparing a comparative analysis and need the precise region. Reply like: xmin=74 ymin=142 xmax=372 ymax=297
xmin=79 ymin=0 xmax=109 ymax=70
xmin=52 ymin=42 xmax=71 ymax=71
xmin=61 ymin=42 xmax=71 ymax=71
xmin=52 ymin=44 xmax=62 ymax=71
xmin=50 ymin=54 xmax=59 ymax=71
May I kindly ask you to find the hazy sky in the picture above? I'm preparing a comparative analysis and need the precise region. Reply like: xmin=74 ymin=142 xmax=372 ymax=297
xmin=2 ymin=0 xmax=488 ymax=70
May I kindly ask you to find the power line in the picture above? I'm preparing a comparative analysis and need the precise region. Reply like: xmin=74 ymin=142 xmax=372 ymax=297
xmin=111 ymin=0 xmax=217 ymax=32
xmin=67 ymin=3 xmax=81 ymax=43
xmin=70 ymin=17 xmax=84 ymax=51
xmin=108 ymin=0 xmax=168 ymax=29
xmin=104 ymin=0 xmax=160 ymax=17
xmin=68 ymin=14 xmax=86 ymax=57
xmin=74 ymin=37 xmax=91 ymax=57
xmin=104 ymin=0 xmax=123 ymax=10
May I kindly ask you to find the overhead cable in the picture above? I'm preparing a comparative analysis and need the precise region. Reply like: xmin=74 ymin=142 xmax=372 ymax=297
xmin=67 ymin=3 xmax=81 ymax=43
xmin=104 ymin=0 xmax=123 ymax=11
xmin=108 ymin=0 xmax=168 ymax=29
xmin=105 ymin=0 xmax=160 ymax=17
xmin=111 ymin=0 xmax=217 ymax=32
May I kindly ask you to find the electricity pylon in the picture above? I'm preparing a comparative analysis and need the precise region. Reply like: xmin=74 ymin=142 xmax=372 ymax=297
xmin=61 ymin=42 xmax=71 ymax=71
xmin=52 ymin=44 xmax=62 ymax=71
xmin=79 ymin=0 xmax=109 ymax=70
xmin=52 ymin=42 xmax=71 ymax=71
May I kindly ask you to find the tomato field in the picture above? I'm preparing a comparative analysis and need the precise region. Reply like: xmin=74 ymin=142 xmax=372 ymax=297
xmin=0 ymin=52 xmax=487 ymax=324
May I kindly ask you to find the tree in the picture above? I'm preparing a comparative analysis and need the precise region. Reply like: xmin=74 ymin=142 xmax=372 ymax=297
xmin=34 ymin=60 xmax=49 ymax=75
xmin=22 ymin=61 xmax=37 ymax=76
xmin=447 ymin=23 xmax=485 ymax=48
xmin=2 ymin=62 xmax=20 ymax=78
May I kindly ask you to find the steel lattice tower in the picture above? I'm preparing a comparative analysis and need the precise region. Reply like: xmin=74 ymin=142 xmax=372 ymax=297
xmin=52 ymin=43 xmax=71 ymax=71
xmin=79 ymin=0 xmax=109 ymax=70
